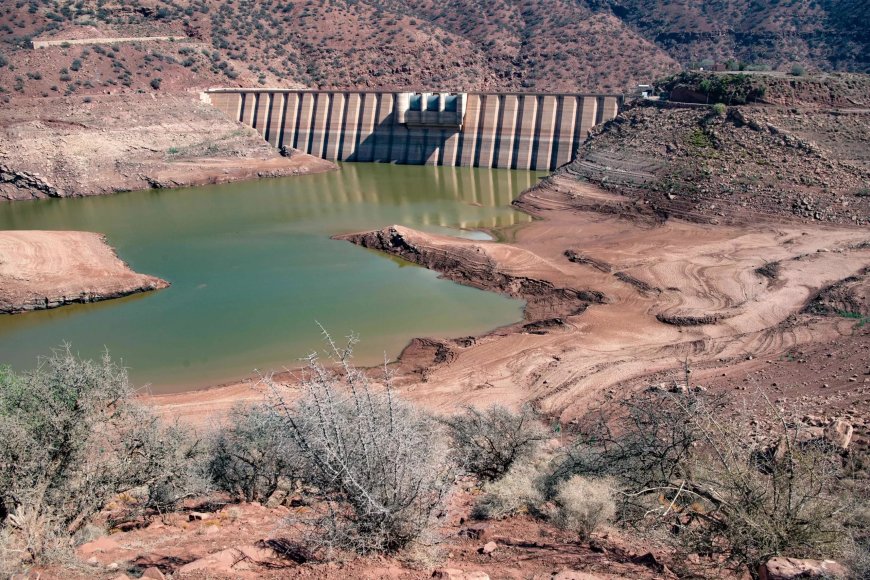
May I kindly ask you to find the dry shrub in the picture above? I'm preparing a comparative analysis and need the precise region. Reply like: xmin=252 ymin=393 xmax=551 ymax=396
xmin=443 ymin=404 xmax=548 ymax=481
xmin=473 ymin=458 xmax=546 ymax=520
xmin=266 ymin=331 xmax=453 ymax=555
xmin=553 ymin=475 xmax=616 ymax=538
xmin=557 ymin=389 xmax=854 ymax=577
xmin=208 ymin=404 xmax=300 ymax=502
xmin=0 ymin=347 xmax=203 ymax=569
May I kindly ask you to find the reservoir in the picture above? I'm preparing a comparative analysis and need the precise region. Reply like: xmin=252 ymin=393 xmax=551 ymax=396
xmin=0 ymin=163 xmax=539 ymax=393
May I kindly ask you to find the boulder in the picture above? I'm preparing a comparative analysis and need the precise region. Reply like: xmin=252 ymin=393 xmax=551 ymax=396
xmin=759 ymin=557 xmax=847 ymax=580
xmin=432 ymin=569 xmax=490 ymax=580
xmin=479 ymin=541 xmax=498 ymax=555
xmin=142 ymin=567 xmax=167 ymax=580
xmin=823 ymin=419 xmax=853 ymax=450
xmin=178 ymin=548 xmax=244 ymax=575
xmin=265 ymin=487 xmax=289 ymax=508
xmin=552 ymin=571 xmax=607 ymax=580
xmin=188 ymin=511 xmax=211 ymax=521
xmin=177 ymin=543 xmax=283 ymax=576
xmin=78 ymin=535 xmax=120 ymax=555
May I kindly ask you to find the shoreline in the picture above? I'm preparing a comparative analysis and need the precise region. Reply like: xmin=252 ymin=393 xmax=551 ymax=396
xmin=0 ymin=93 xmax=336 ymax=202
xmin=0 ymin=230 xmax=169 ymax=314
xmin=150 ymin=174 xmax=870 ymax=423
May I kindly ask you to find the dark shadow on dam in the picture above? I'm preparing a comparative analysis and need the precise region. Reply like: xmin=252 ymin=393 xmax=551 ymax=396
xmin=206 ymin=90 xmax=623 ymax=171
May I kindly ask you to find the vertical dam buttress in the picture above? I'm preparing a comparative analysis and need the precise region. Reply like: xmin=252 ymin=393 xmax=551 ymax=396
xmin=204 ymin=89 xmax=621 ymax=171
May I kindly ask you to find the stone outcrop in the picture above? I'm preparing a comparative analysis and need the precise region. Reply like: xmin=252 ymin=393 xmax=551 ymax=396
xmin=759 ymin=557 xmax=847 ymax=580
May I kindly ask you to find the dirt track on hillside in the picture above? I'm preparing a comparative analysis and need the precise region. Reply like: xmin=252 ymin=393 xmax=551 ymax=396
xmin=0 ymin=230 xmax=168 ymax=313
xmin=150 ymin=174 xmax=870 ymax=425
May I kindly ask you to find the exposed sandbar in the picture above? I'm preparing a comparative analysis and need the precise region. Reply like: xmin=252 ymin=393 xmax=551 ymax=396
xmin=0 ymin=230 xmax=168 ymax=313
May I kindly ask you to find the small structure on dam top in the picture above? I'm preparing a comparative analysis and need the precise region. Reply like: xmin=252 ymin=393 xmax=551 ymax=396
xmin=203 ymin=89 xmax=622 ymax=171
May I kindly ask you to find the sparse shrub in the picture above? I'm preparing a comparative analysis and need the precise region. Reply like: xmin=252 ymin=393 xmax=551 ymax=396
xmin=208 ymin=404 xmax=300 ymax=502
xmin=443 ymin=404 xmax=548 ymax=481
xmin=150 ymin=77 xmax=161 ymax=89
xmin=791 ymin=64 xmax=807 ymax=77
xmin=266 ymin=332 xmax=452 ymax=555
xmin=555 ymin=389 xmax=852 ymax=576
xmin=0 ymin=348 xmax=201 ymax=567
xmin=553 ymin=475 xmax=615 ymax=538
xmin=711 ymin=102 xmax=726 ymax=116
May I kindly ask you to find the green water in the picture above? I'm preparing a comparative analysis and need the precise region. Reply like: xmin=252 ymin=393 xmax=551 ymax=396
xmin=0 ymin=163 xmax=540 ymax=393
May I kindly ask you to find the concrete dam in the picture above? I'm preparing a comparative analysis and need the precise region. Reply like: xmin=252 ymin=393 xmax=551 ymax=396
xmin=204 ymin=89 xmax=622 ymax=171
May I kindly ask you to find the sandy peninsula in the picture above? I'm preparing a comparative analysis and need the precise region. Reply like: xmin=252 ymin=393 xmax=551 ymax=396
xmin=0 ymin=230 xmax=168 ymax=313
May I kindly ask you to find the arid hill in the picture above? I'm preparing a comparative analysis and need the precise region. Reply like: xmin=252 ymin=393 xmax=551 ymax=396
xmin=1 ymin=0 xmax=867 ymax=99
xmin=564 ymin=74 xmax=870 ymax=226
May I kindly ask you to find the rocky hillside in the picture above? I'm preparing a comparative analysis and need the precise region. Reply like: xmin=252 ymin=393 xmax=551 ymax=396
xmin=562 ymin=77 xmax=870 ymax=226
xmin=0 ymin=0 xmax=867 ymax=98
xmin=610 ymin=0 xmax=868 ymax=74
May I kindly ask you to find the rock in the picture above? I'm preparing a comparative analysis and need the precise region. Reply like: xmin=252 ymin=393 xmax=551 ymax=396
xmin=265 ymin=487 xmax=289 ymax=508
xmin=188 ymin=511 xmax=211 ymax=521
xmin=823 ymin=419 xmax=853 ymax=450
xmin=458 ymin=523 xmax=491 ymax=540
xmin=553 ymin=571 xmax=607 ymax=580
xmin=79 ymin=535 xmax=120 ymax=555
xmin=142 ymin=567 xmax=166 ymax=580
xmin=178 ymin=548 xmax=243 ymax=574
xmin=178 ymin=543 xmax=281 ymax=575
xmin=432 ymin=569 xmax=490 ymax=580
xmin=479 ymin=540 xmax=498 ymax=555
xmin=107 ymin=562 xmax=119 ymax=571
xmin=110 ymin=575 xmax=131 ymax=580
xmin=759 ymin=557 xmax=847 ymax=579
xmin=237 ymin=544 xmax=280 ymax=563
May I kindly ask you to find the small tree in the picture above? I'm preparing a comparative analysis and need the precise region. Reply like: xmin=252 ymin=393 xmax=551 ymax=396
xmin=267 ymin=331 xmax=452 ymax=554
xmin=790 ymin=64 xmax=807 ymax=77
xmin=443 ymin=404 xmax=548 ymax=481
xmin=208 ymin=404 xmax=300 ymax=503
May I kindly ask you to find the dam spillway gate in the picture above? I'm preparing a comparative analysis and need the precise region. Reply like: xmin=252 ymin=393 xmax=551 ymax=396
xmin=204 ymin=89 xmax=622 ymax=171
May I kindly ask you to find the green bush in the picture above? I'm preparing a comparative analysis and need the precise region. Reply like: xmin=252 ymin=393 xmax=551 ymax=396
xmin=553 ymin=390 xmax=852 ymax=576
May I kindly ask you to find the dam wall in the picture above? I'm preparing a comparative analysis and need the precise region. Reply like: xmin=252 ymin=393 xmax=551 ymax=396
xmin=204 ymin=89 xmax=621 ymax=171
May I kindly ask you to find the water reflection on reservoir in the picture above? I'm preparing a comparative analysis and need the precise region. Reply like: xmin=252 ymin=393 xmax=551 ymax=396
xmin=0 ymin=163 xmax=542 ymax=392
